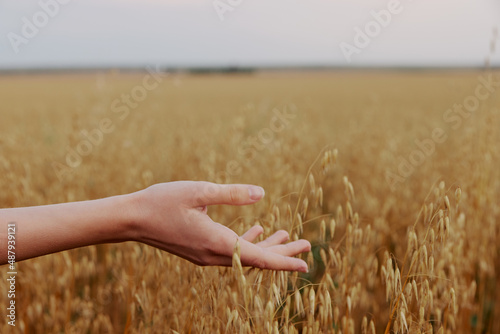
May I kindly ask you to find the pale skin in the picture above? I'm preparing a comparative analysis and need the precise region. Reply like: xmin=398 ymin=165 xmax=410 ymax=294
xmin=0 ymin=181 xmax=311 ymax=272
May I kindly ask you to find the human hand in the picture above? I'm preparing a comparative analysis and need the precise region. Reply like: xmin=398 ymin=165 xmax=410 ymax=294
xmin=131 ymin=181 xmax=311 ymax=272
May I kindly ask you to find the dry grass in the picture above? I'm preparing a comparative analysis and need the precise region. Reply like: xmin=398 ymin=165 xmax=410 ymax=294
xmin=0 ymin=69 xmax=499 ymax=333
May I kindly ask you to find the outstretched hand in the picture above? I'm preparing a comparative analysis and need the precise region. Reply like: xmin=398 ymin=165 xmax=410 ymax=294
xmin=132 ymin=181 xmax=311 ymax=272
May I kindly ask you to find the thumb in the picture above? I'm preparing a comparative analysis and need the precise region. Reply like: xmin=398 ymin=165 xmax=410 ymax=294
xmin=194 ymin=182 xmax=265 ymax=207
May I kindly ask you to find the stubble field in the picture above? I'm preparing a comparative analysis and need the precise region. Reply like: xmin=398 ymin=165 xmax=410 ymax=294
xmin=0 ymin=70 xmax=499 ymax=333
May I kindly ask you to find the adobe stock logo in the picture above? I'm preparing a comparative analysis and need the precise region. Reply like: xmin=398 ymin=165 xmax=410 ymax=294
xmin=52 ymin=66 xmax=166 ymax=181
xmin=212 ymin=0 xmax=243 ymax=21
xmin=339 ymin=0 xmax=404 ymax=63
xmin=209 ymin=103 xmax=298 ymax=182
xmin=385 ymin=74 xmax=500 ymax=191
xmin=7 ymin=0 xmax=73 ymax=54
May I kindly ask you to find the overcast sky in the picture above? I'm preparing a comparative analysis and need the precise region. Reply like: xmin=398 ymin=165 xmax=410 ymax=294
xmin=1 ymin=0 xmax=499 ymax=69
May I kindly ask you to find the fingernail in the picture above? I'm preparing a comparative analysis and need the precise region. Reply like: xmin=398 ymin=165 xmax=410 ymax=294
xmin=248 ymin=186 xmax=265 ymax=201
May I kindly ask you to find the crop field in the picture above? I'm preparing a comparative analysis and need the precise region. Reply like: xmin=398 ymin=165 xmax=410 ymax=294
xmin=0 ymin=70 xmax=499 ymax=333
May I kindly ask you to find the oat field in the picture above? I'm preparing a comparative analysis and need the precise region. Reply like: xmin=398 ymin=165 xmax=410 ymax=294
xmin=0 ymin=70 xmax=499 ymax=333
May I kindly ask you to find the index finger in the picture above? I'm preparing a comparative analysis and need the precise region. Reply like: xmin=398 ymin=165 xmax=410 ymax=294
xmin=193 ymin=182 xmax=265 ymax=207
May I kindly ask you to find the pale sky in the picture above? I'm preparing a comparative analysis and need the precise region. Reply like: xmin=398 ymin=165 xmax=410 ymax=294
xmin=1 ymin=0 xmax=499 ymax=69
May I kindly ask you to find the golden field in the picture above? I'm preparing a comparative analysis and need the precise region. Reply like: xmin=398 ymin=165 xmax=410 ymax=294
xmin=0 ymin=70 xmax=499 ymax=333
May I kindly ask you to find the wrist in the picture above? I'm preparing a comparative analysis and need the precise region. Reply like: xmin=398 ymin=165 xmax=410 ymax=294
xmin=119 ymin=189 xmax=148 ymax=243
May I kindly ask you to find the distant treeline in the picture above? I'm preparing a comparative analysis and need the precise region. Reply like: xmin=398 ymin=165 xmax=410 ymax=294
xmin=0 ymin=65 xmax=498 ymax=75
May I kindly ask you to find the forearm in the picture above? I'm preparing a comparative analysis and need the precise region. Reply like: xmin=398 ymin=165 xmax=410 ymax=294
xmin=0 ymin=181 xmax=311 ymax=272
xmin=0 ymin=193 xmax=138 ymax=264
